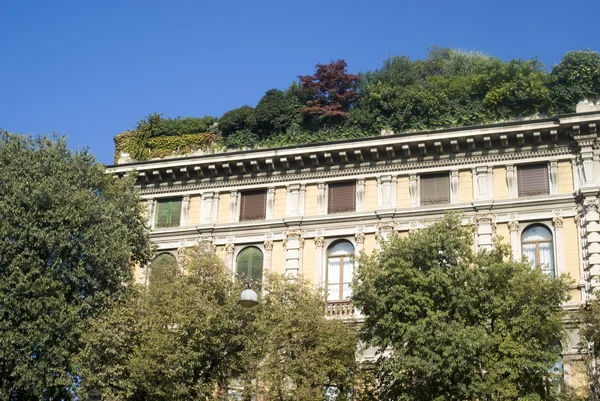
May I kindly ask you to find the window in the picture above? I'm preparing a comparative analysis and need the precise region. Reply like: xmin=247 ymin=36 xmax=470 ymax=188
xmin=155 ymin=198 xmax=182 ymax=228
xmin=326 ymin=241 xmax=355 ymax=301
xmin=236 ymin=247 xmax=264 ymax=284
xmin=328 ymin=182 xmax=356 ymax=214
xmin=240 ymin=190 xmax=267 ymax=221
xmin=420 ymin=174 xmax=450 ymax=205
xmin=148 ymin=253 xmax=178 ymax=285
xmin=522 ymin=225 xmax=555 ymax=277
xmin=518 ymin=164 xmax=549 ymax=197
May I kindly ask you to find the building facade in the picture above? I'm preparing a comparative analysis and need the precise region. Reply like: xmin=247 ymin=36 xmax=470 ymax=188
xmin=108 ymin=105 xmax=600 ymax=387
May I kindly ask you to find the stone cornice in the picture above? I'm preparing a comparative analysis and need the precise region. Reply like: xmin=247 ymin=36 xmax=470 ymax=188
xmin=107 ymin=112 xmax=600 ymax=190
xmin=137 ymin=146 xmax=573 ymax=195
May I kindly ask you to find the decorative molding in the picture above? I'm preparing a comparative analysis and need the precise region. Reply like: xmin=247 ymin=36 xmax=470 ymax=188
xmin=553 ymin=216 xmax=564 ymax=228
xmin=506 ymin=165 xmax=517 ymax=198
xmin=317 ymin=183 xmax=327 ymax=215
xmin=409 ymin=174 xmax=418 ymax=207
xmin=450 ymin=170 xmax=459 ymax=204
xmin=314 ymin=236 xmax=325 ymax=247
xmin=508 ymin=221 xmax=520 ymax=231
xmin=225 ymin=243 xmax=235 ymax=253
xmin=264 ymin=240 xmax=274 ymax=251
xmin=266 ymin=187 xmax=275 ymax=220
xmin=355 ymin=232 xmax=365 ymax=244
xmin=549 ymin=161 xmax=559 ymax=194
xmin=356 ymin=179 xmax=365 ymax=212
xmin=137 ymin=147 xmax=573 ymax=195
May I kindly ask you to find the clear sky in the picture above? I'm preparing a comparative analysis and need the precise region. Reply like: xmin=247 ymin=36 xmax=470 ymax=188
xmin=1 ymin=0 xmax=599 ymax=165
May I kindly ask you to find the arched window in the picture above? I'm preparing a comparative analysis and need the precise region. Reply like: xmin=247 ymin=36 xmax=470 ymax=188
xmin=148 ymin=253 xmax=178 ymax=284
xmin=327 ymin=241 xmax=355 ymax=301
xmin=236 ymin=247 xmax=264 ymax=284
xmin=522 ymin=225 xmax=555 ymax=277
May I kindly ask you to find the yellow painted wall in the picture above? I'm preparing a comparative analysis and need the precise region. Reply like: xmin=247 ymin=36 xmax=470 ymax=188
xmin=274 ymin=187 xmax=287 ymax=218
xmin=363 ymin=233 xmax=378 ymax=255
xmin=302 ymin=241 xmax=316 ymax=283
xmin=187 ymin=195 xmax=202 ymax=226
xmin=559 ymin=161 xmax=574 ymax=193
xmin=495 ymin=223 xmax=510 ymax=244
xmin=217 ymin=193 xmax=230 ymax=224
xmin=459 ymin=170 xmax=473 ymax=203
xmin=304 ymin=184 xmax=318 ymax=216
xmin=364 ymin=178 xmax=378 ymax=211
xmin=564 ymin=218 xmax=581 ymax=302
xmin=271 ymin=242 xmax=285 ymax=274
xmin=397 ymin=176 xmax=410 ymax=208
xmin=493 ymin=167 xmax=508 ymax=199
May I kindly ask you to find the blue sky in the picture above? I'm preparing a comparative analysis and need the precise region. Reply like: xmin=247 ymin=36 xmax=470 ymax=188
xmin=1 ymin=0 xmax=599 ymax=164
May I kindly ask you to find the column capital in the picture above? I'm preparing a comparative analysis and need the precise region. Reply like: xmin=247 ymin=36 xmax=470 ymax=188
xmin=508 ymin=221 xmax=519 ymax=232
xmin=314 ymin=236 xmax=325 ymax=247
xmin=264 ymin=240 xmax=274 ymax=251
xmin=225 ymin=243 xmax=235 ymax=254
xmin=552 ymin=216 xmax=564 ymax=228
xmin=355 ymin=232 xmax=365 ymax=244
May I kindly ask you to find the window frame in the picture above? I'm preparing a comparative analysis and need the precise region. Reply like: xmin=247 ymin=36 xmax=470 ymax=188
xmin=520 ymin=223 xmax=556 ymax=277
xmin=154 ymin=198 xmax=183 ymax=228
xmin=235 ymin=246 xmax=265 ymax=284
xmin=325 ymin=240 xmax=356 ymax=302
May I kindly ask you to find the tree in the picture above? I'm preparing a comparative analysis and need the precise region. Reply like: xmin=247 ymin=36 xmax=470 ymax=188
xmin=577 ymin=292 xmax=600 ymax=401
xmin=254 ymin=89 xmax=302 ymax=138
xmin=352 ymin=214 xmax=571 ymax=401
xmin=298 ymin=60 xmax=359 ymax=120
xmin=79 ymin=247 xmax=357 ymax=401
xmin=0 ymin=132 xmax=153 ymax=399
xmin=549 ymin=50 xmax=600 ymax=113
xmin=218 ymin=106 xmax=257 ymax=138
xmin=253 ymin=273 xmax=357 ymax=401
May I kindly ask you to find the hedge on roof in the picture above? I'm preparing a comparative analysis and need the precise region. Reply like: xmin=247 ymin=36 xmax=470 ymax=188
xmin=114 ymin=48 xmax=600 ymax=163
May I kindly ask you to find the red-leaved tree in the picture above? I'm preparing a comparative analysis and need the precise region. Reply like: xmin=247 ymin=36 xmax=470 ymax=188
xmin=298 ymin=60 xmax=359 ymax=119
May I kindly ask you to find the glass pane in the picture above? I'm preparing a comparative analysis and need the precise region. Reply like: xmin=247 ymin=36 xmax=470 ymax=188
xmin=522 ymin=243 xmax=537 ymax=267
xmin=343 ymin=257 xmax=354 ymax=299
xmin=328 ymin=241 xmax=354 ymax=257
xmin=522 ymin=225 xmax=552 ymax=242
xmin=328 ymin=284 xmax=340 ymax=301
xmin=539 ymin=242 xmax=555 ymax=277
xmin=236 ymin=247 xmax=264 ymax=284
xmin=328 ymin=258 xmax=341 ymax=285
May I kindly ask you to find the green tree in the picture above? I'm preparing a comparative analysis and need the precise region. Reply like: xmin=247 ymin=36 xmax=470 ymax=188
xmin=254 ymin=89 xmax=302 ymax=138
xmin=218 ymin=106 xmax=257 ymax=139
xmin=352 ymin=214 xmax=571 ymax=401
xmin=79 ymin=247 xmax=357 ymax=401
xmin=577 ymin=291 xmax=600 ymax=401
xmin=549 ymin=50 xmax=600 ymax=113
xmin=0 ymin=132 xmax=153 ymax=399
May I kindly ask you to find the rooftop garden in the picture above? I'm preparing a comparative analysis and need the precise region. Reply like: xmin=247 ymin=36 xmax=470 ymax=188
xmin=114 ymin=47 xmax=600 ymax=163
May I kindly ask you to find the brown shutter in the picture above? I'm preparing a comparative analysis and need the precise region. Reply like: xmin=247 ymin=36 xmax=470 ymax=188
xmin=420 ymin=174 xmax=450 ymax=205
xmin=328 ymin=182 xmax=356 ymax=214
xmin=517 ymin=164 xmax=549 ymax=196
xmin=240 ymin=190 xmax=267 ymax=221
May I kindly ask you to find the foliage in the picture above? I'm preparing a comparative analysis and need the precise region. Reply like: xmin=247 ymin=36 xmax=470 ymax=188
xmin=79 ymin=247 xmax=357 ymax=401
xmin=253 ymin=274 xmax=357 ymax=401
xmin=298 ymin=60 xmax=359 ymax=120
xmin=134 ymin=113 xmax=218 ymax=137
xmin=352 ymin=214 xmax=571 ymax=401
xmin=218 ymin=106 xmax=257 ymax=138
xmin=254 ymin=89 xmax=302 ymax=138
xmin=0 ymin=132 xmax=153 ymax=399
xmin=549 ymin=50 xmax=600 ymax=113
xmin=116 ymin=48 xmax=600 ymax=162
xmin=577 ymin=291 xmax=600 ymax=401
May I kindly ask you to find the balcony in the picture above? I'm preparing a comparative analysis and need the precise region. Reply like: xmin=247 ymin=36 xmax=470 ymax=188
xmin=326 ymin=300 xmax=360 ymax=319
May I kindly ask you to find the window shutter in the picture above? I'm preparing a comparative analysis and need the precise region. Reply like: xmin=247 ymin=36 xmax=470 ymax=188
xmin=328 ymin=182 xmax=356 ymax=213
xmin=420 ymin=174 xmax=450 ymax=205
xmin=240 ymin=190 xmax=267 ymax=221
xmin=517 ymin=164 xmax=549 ymax=197
xmin=155 ymin=200 xmax=171 ymax=227
xmin=169 ymin=199 xmax=182 ymax=227
xmin=236 ymin=247 xmax=264 ymax=283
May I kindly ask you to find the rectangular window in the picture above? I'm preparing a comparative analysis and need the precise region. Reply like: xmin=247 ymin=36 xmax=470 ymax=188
xmin=420 ymin=174 xmax=450 ymax=205
xmin=240 ymin=190 xmax=267 ymax=221
xmin=517 ymin=164 xmax=549 ymax=197
xmin=328 ymin=181 xmax=356 ymax=214
xmin=155 ymin=198 xmax=182 ymax=228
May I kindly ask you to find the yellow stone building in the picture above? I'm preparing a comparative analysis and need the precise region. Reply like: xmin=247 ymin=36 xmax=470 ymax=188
xmin=108 ymin=105 xmax=600 ymax=387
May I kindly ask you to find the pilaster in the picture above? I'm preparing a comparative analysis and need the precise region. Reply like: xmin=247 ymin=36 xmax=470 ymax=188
xmin=356 ymin=179 xmax=365 ymax=212
xmin=229 ymin=191 xmax=239 ymax=223
xmin=225 ymin=242 xmax=235 ymax=272
xmin=553 ymin=211 xmax=566 ymax=276
xmin=450 ymin=170 xmax=459 ymax=204
xmin=378 ymin=175 xmax=394 ymax=209
xmin=263 ymin=239 xmax=273 ymax=273
xmin=474 ymin=213 xmax=496 ymax=252
xmin=508 ymin=219 xmax=520 ymax=260
xmin=283 ymin=228 xmax=303 ymax=277
xmin=266 ymin=188 xmax=275 ymax=220
xmin=409 ymin=174 xmax=418 ymax=207
xmin=317 ymin=183 xmax=327 ymax=215
xmin=181 ymin=195 xmax=190 ymax=226
xmin=506 ymin=165 xmax=517 ymax=198
xmin=314 ymin=233 xmax=325 ymax=285
xmin=146 ymin=199 xmax=156 ymax=227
